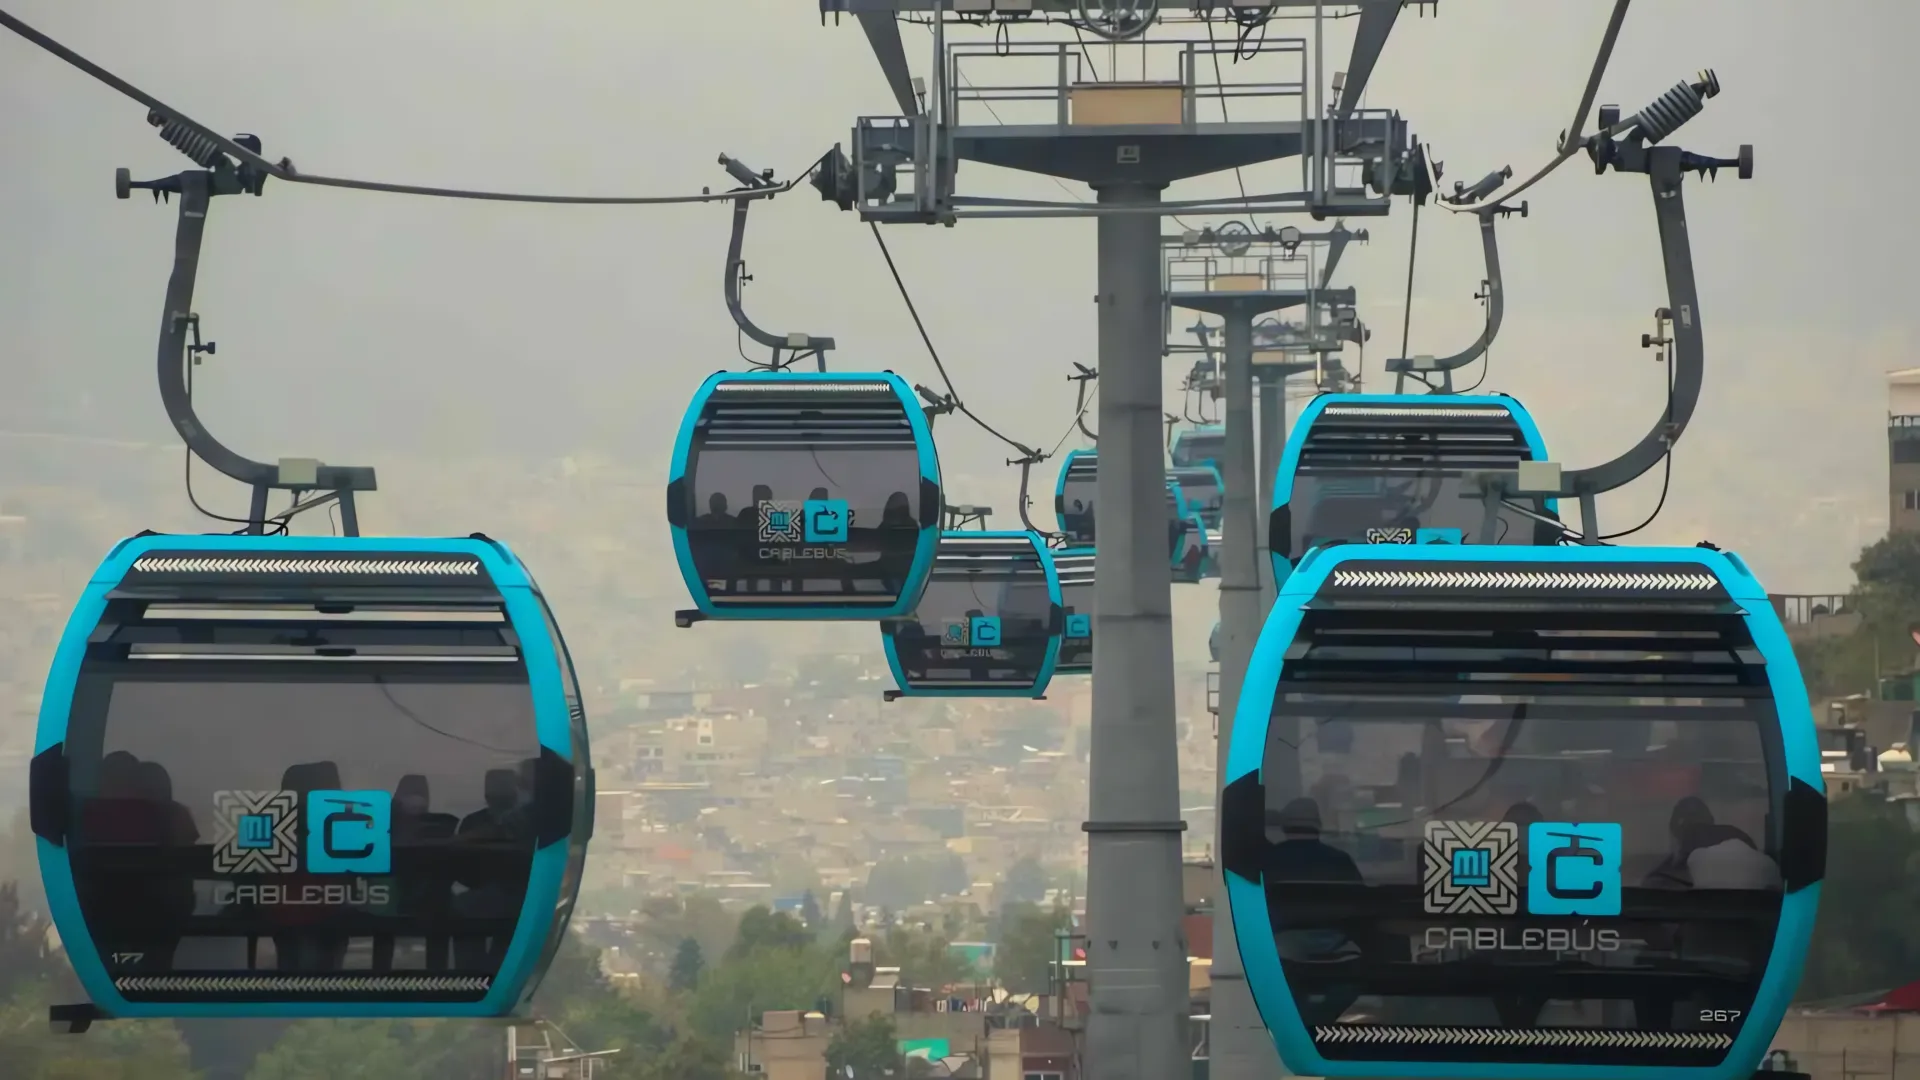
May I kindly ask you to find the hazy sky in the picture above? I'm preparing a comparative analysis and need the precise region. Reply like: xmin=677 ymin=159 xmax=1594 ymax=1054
xmin=5 ymin=0 xmax=1915 ymax=592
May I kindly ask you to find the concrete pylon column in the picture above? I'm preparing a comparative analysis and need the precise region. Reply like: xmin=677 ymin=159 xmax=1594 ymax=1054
xmin=1084 ymin=181 xmax=1189 ymax=1080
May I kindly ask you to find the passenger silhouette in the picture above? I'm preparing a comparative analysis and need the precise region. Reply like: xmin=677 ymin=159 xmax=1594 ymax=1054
xmin=273 ymin=761 xmax=349 ymax=973
xmin=881 ymin=491 xmax=913 ymax=528
xmin=376 ymin=775 xmax=459 ymax=971
xmin=1644 ymin=796 xmax=1716 ymax=889
xmin=740 ymin=484 xmax=774 ymax=525
xmin=1265 ymin=798 xmax=1364 ymax=1025
xmin=82 ymin=751 xmax=148 ymax=842
xmin=809 ymin=487 xmax=831 ymax=503
xmin=697 ymin=492 xmax=732 ymax=528
xmin=455 ymin=768 xmax=534 ymax=970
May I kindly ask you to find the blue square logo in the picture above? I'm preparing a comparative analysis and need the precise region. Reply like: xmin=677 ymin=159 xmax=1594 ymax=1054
xmin=1064 ymin=613 xmax=1091 ymax=639
xmin=1450 ymin=847 xmax=1491 ymax=887
xmin=803 ymin=498 xmax=850 ymax=543
xmin=306 ymin=790 xmax=392 ymax=874
xmin=1526 ymin=821 xmax=1622 ymax=916
xmin=237 ymin=813 xmax=275 ymax=850
xmin=969 ymin=616 xmax=1003 ymax=648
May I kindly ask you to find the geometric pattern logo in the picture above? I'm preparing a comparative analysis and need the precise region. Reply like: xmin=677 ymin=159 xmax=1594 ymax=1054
xmin=1364 ymin=526 xmax=1415 ymax=544
xmin=757 ymin=500 xmax=804 ymax=543
xmin=1422 ymin=820 xmax=1518 ymax=915
xmin=1526 ymin=821 xmax=1623 ymax=917
xmin=211 ymin=790 xmax=300 ymax=875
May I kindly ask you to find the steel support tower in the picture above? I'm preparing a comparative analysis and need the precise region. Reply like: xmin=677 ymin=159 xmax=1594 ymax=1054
xmin=816 ymin=8 xmax=1422 ymax=1076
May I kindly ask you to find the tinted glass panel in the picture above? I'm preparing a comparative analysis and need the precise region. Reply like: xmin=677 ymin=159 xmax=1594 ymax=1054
xmin=1174 ymin=431 xmax=1225 ymax=468
xmin=67 ymin=664 xmax=540 ymax=995
xmin=892 ymin=573 xmax=1055 ymax=689
xmin=1054 ymin=550 xmax=1095 ymax=674
xmin=1171 ymin=470 xmax=1223 ymax=528
xmin=1258 ymin=691 xmax=1781 ymax=1063
xmin=1060 ymin=461 xmax=1098 ymax=544
xmin=687 ymin=446 xmax=924 ymax=606
xmin=1292 ymin=470 xmax=1541 ymax=553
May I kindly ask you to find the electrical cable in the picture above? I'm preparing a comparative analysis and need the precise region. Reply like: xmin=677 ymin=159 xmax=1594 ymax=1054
xmin=1398 ymin=196 xmax=1421 ymax=362
xmin=868 ymin=223 xmax=1038 ymax=458
xmin=1455 ymin=341 xmax=1491 ymax=393
xmin=1201 ymin=13 xmax=1259 ymax=230
xmin=1595 ymin=334 xmax=1675 ymax=540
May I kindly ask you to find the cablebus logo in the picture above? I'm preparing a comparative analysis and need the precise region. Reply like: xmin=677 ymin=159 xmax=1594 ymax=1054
xmin=939 ymin=615 xmax=1003 ymax=655
xmin=756 ymin=499 xmax=855 ymax=561
xmin=1418 ymin=819 xmax=1622 ymax=956
xmin=210 ymin=789 xmax=393 ymax=906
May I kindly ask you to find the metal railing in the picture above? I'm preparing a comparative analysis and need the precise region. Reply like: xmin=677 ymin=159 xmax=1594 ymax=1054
xmin=943 ymin=36 xmax=1307 ymax=130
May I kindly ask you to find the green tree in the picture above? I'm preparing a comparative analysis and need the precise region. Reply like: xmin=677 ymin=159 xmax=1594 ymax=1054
xmin=246 ymin=1020 xmax=414 ymax=1080
xmin=639 ymin=894 xmax=737 ymax=967
xmin=825 ymin=1012 xmax=901 ymax=1079
xmin=872 ymin=927 xmax=968 ymax=990
xmin=831 ymin=889 xmax=857 ymax=935
xmin=799 ymin=890 xmax=824 ymax=930
xmin=0 ymin=976 xmax=200 ymax=1080
xmin=728 ymin=906 xmax=812 ymax=961
xmin=994 ymin=902 xmax=1071 ymax=995
xmin=1000 ymin=856 xmax=1048 ymax=907
xmin=1798 ymin=791 xmax=1920 ymax=1000
xmin=533 ymin=928 xmax=610 ymax=1009
xmin=670 ymin=936 xmax=706 ymax=993
xmin=686 ymin=943 xmax=840 ymax=1043
xmin=0 ymin=880 xmax=54 ymax=1001
xmin=631 ymin=1032 xmax=733 ymax=1080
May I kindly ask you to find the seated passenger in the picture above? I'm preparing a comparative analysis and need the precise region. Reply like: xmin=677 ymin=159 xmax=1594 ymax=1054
xmin=1265 ymin=798 xmax=1365 ymax=1023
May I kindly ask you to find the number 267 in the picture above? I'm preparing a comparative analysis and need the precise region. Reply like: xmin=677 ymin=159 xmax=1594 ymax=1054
xmin=1700 ymin=1010 xmax=1743 ymax=1023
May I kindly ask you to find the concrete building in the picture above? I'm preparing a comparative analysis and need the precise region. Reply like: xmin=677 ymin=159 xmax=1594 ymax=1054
xmin=1888 ymin=368 xmax=1920 ymax=533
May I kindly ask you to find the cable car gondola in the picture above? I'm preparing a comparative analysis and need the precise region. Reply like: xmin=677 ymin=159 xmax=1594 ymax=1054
xmin=1220 ymin=544 xmax=1824 ymax=1080
xmin=29 ymin=534 xmax=594 ymax=1019
xmin=1174 ymin=509 xmax=1212 ymax=585
xmin=1055 ymin=449 xmax=1099 ymax=544
xmin=1269 ymin=394 xmax=1561 ymax=588
xmin=1171 ymin=423 xmax=1226 ymax=471
xmin=667 ymin=371 xmax=942 ymax=621
xmin=1052 ymin=546 xmax=1095 ymax=676
xmin=1169 ymin=465 xmax=1226 ymax=530
xmin=880 ymin=531 xmax=1063 ymax=699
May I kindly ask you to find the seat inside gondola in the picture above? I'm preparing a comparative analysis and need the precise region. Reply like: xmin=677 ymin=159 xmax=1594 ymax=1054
xmin=668 ymin=373 xmax=940 ymax=619
xmin=881 ymin=532 xmax=1061 ymax=699
xmin=31 ymin=540 xmax=588 ymax=1014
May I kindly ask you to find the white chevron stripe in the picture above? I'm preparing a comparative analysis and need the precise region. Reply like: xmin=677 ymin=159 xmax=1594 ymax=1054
xmin=1329 ymin=569 xmax=1717 ymax=591
xmin=131 ymin=557 xmax=481 ymax=576
xmin=1312 ymin=1025 xmax=1731 ymax=1049
xmin=116 ymin=975 xmax=491 ymax=992
xmin=714 ymin=383 xmax=889 ymax=393
xmin=1322 ymin=405 xmax=1510 ymax=419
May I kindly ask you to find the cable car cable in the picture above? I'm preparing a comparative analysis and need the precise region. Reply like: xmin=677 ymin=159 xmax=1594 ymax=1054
xmin=867 ymin=222 xmax=1040 ymax=459
xmin=0 ymin=7 xmax=820 ymax=208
